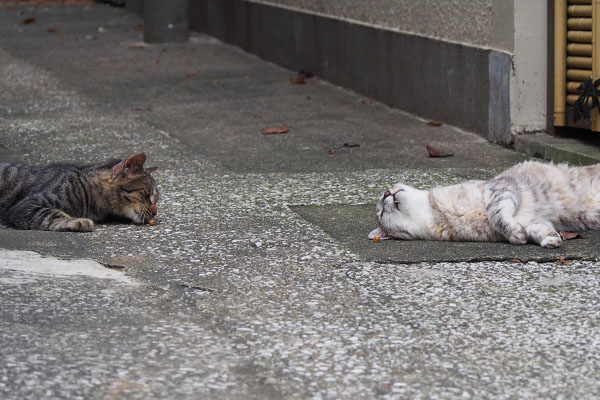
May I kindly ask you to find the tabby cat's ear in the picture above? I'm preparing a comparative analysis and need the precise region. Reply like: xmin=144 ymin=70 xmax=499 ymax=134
xmin=110 ymin=153 xmax=147 ymax=180
xmin=145 ymin=167 xmax=158 ymax=175
xmin=368 ymin=227 xmax=390 ymax=240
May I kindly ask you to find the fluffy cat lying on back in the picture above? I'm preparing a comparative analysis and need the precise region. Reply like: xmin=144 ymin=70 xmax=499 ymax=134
xmin=0 ymin=153 xmax=158 ymax=231
xmin=369 ymin=160 xmax=600 ymax=248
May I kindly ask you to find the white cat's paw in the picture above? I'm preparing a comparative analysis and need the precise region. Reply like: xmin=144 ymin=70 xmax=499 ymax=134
xmin=541 ymin=235 xmax=562 ymax=248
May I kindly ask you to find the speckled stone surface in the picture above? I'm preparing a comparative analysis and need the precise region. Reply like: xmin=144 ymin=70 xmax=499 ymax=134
xmin=0 ymin=4 xmax=599 ymax=399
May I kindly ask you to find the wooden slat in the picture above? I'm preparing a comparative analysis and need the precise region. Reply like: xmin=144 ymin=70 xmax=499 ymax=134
xmin=567 ymin=56 xmax=593 ymax=68
xmin=568 ymin=30 xmax=593 ymax=42
xmin=567 ymin=69 xmax=593 ymax=80
xmin=568 ymin=5 xmax=592 ymax=17
xmin=556 ymin=0 xmax=568 ymax=126
xmin=567 ymin=81 xmax=583 ymax=93
xmin=568 ymin=43 xmax=592 ymax=56
xmin=567 ymin=94 xmax=587 ymax=105
xmin=568 ymin=17 xmax=592 ymax=30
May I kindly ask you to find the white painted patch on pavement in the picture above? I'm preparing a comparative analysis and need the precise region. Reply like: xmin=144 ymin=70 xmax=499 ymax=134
xmin=0 ymin=249 xmax=138 ymax=286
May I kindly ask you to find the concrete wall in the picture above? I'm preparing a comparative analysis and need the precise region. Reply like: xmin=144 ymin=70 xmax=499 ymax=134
xmin=249 ymin=0 xmax=514 ymax=52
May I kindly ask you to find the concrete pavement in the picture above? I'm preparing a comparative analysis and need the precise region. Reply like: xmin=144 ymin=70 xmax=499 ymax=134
xmin=1 ymin=3 xmax=600 ymax=399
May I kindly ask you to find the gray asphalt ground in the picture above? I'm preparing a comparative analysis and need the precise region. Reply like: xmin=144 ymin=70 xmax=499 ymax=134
xmin=1 ymin=3 xmax=600 ymax=399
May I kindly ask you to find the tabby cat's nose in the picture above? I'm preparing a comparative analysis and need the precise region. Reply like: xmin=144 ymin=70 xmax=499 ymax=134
xmin=383 ymin=190 xmax=392 ymax=199
xmin=150 ymin=204 xmax=158 ymax=216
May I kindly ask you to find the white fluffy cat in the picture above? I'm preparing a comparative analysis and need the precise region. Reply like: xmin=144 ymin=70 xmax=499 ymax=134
xmin=369 ymin=161 xmax=600 ymax=248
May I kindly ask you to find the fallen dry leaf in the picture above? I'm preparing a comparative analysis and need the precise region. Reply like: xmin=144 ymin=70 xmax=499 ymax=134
xmin=343 ymin=142 xmax=360 ymax=148
xmin=22 ymin=17 xmax=36 ymax=24
xmin=254 ymin=113 xmax=262 ymax=119
xmin=362 ymin=99 xmax=372 ymax=105
xmin=261 ymin=125 xmax=289 ymax=135
xmin=427 ymin=121 xmax=442 ymax=127
xmin=47 ymin=27 xmax=56 ymax=33
xmin=290 ymin=76 xmax=306 ymax=85
xmin=426 ymin=145 xmax=453 ymax=158
xmin=559 ymin=231 xmax=583 ymax=240
xmin=134 ymin=24 xmax=144 ymax=31
xmin=328 ymin=149 xmax=336 ymax=155
xmin=556 ymin=254 xmax=572 ymax=265
xmin=127 ymin=44 xmax=146 ymax=50
xmin=373 ymin=235 xmax=381 ymax=243
xmin=511 ymin=259 xmax=522 ymax=263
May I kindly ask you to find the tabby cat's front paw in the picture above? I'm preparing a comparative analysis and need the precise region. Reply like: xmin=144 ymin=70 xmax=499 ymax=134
xmin=62 ymin=218 xmax=95 ymax=232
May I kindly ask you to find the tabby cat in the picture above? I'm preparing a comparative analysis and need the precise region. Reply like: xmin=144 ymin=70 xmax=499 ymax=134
xmin=369 ymin=160 xmax=600 ymax=248
xmin=0 ymin=153 xmax=158 ymax=231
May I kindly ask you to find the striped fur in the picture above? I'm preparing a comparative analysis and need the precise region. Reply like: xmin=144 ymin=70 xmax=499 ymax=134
xmin=0 ymin=153 xmax=159 ymax=232
xmin=369 ymin=161 xmax=600 ymax=248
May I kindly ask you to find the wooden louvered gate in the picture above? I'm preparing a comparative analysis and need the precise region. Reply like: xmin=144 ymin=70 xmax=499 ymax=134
xmin=554 ymin=0 xmax=600 ymax=131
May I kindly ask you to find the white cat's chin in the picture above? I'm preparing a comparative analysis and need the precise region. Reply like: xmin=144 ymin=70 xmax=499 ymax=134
xmin=368 ymin=227 xmax=391 ymax=240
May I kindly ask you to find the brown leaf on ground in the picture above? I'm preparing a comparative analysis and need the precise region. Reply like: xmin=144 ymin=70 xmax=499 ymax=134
xmin=127 ymin=44 xmax=146 ymax=49
xmin=22 ymin=17 xmax=36 ymax=24
xmin=559 ymin=231 xmax=584 ymax=240
xmin=556 ymin=254 xmax=572 ymax=265
xmin=362 ymin=99 xmax=372 ymax=105
xmin=261 ymin=125 xmax=289 ymax=135
xmin=290 ymin=76 xmax=306 ymax=85
xmin=426 ymin=145 xmax=453 ymax=158
xmin=343 ymin=142 xmax=360 ymax=148
xmin=328 ymin=149 xmax=336 ymax=155
xmin=47 ymin=27 xmax=56 ymax=33
xmin=427 ymin=121 xmax=442 ymax=127
xmin=511 ymin=259 xmax=522 ymax=263
xmin=134 ymin=24 xmax=144 ymax=31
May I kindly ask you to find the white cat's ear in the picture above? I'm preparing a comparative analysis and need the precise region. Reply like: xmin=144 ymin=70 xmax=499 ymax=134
xmin=368 ymin=227 xmax=390 ymax=240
